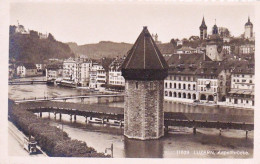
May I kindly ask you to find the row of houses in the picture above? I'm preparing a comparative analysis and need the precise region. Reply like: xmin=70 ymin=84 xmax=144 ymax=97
xmin=45 ymin=56 xmax=125 ymax=89
xmin=163 ymin=53 xmax=254 ymax=108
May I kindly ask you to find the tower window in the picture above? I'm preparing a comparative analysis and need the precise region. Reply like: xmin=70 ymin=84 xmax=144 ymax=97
xmin=150 ymin=82 xmax=154 ymax=90
xmin=135 ymin=82 xmax=138 ymax=89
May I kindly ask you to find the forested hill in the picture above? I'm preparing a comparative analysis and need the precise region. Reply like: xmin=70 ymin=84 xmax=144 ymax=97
xmin=67 ymin=41 xmax=176 ymax=59
xmin=9 ymin=25 xmax=75 ymax=63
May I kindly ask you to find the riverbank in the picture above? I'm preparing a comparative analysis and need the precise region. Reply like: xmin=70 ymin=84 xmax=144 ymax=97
xmin=8 ymin=99 xmax=109 ymax=157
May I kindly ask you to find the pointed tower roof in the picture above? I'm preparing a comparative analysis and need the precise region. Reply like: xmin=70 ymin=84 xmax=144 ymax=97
xmin=121 ymin=26 xmax=168 ymax=80
xmin=200 ymin=16 xmax=207 ymax=30
xmin=245 ymin=16 xmax=253 ymax=26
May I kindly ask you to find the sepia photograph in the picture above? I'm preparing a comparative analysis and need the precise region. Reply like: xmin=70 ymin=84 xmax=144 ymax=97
xmin=2 ymin=0 xmax=259 ymax=162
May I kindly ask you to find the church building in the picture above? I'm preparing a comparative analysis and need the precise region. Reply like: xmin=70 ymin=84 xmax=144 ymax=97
xmin=199 ymin=17 xmax=207 ymax=40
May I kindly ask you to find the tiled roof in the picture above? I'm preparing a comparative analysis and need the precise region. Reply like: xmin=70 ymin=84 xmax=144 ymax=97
xmin=245 ymin=17 xmax=253 ymax=26
xmin=167 ymin=53 xmax=212 ymax=75
xmin=46 ymin=64 xmax=63 ymax=70
xmin=18 ymin=63 xmax=37 ymax=69
xmin=121 ymin=26 xmax=168 ymax=70
xmin=199 ymin=17 xmax=207 ymax=29
xmin=177 ymin=47 xmax=196 ymax=51
xmin=109 ymin=57 xmax=125 ymax=71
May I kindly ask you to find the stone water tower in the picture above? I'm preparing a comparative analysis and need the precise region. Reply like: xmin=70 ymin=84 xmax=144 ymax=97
xmin=121 ymin=26 xmax=168 ymax=140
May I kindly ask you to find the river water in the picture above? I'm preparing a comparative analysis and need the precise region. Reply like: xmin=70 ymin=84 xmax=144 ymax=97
xmin=8 ymin=82 xmax=254 ymax=158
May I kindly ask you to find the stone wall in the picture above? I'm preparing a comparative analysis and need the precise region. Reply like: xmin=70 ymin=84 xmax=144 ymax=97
xmin=124 ymin=80 xmax=164 ymax=140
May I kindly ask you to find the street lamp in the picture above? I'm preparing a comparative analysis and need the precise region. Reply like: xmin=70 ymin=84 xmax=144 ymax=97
xmin=57 ymin=123 xmax=64 ymax=140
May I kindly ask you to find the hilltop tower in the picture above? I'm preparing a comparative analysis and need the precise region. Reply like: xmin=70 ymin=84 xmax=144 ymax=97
xmin=206 ymin=21 xmax=224 ymax=61
xmin=121 ymin=26 xmax=168 ymax=140
xmin=199 ymin=16 xmax=207 ymax=40
xmin=244 ymin=16 xmax=253 ymax=39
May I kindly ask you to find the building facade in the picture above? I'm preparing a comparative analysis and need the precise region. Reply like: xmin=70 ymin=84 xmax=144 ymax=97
xmin=109 ymin=57 xmax=125 ymax=86
xmin=226 ymin=67 xmax=254 ymax=108
xmin=16 ymin=63 xmax=37 ymax=77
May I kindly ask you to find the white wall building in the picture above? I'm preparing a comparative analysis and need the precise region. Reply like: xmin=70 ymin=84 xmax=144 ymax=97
xmin=16 ymin=63 xmax=37 ymax=77
xmin=225 ymin=68 xmax=254 ymax=109
xmin=108 ymin=57 xmax=125 ymax=86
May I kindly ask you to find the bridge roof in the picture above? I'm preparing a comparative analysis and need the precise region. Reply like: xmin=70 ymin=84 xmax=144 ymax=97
xmin=18 ymin=101 xmax=253 ymax=124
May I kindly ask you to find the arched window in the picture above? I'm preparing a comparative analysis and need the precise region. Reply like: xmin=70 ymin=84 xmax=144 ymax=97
xmin=193 ymin=84 xmax=196 ymax=90
xmin=183 ymin=84 xmax=186 ymax=90
xmin=208 ymin=95 xmax=214 ymax=101
xmin=174 ymin=83 xmax=176 ymax=88
xmin=193 ymin=94 xmax=196 ymax=100
xmin=188 ymin=84 xmax=191 ymax=90
xmin=169 ymin=91 xmax=172 ymax=97
xmin=135 ymin=82 xmax=138 ymax=89
xmin=178 ymin=83 xmax=181 ymax=89
xmin=188 ymin=93 xmax=191 ymax=99
xmin=178 ymin=92 xmax=181 ymax=98
xmin=170 ymin=83 xmax=172 ymax=88
xmin=174 ymin=92 xmax=177 ymax=97
xmin=183 ymin=93 xmax=186 ymax=98
xmin=165 ymin=83 xmax=168 ymax=88
xmin=200 ymin=94 xmax=206 ymax=100
xmin=165 ymin=91 xmax=168 ymax=96
xmin=150 ymin=82 xmax=154 ymax=90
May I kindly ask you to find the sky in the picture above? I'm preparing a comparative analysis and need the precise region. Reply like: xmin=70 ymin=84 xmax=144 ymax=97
xmin=10 ymin=2 xmax=255 ymax=45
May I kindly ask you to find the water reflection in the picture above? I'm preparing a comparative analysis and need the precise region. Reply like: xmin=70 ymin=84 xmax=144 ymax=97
xmin=124 ymin=137 xmax=163 ymax=158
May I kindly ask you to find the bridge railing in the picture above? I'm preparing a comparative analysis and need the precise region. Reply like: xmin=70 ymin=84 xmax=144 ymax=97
xmin=14 ymin=92 xmax=124 ymax=102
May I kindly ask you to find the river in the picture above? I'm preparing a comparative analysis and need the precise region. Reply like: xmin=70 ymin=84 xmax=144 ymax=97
xmin=8 ymin=82 xmax=254 ymax=158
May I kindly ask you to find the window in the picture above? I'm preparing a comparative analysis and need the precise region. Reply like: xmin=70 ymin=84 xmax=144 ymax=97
xmin=150 ymin=82 xmax=154 ymax=90
xmin=174 ymin=83 xmax=176 ymax=88
xmin=165 ymin=83 xmax=167 ymax=88
xmin=249 ymin=80 xmax=252 ymax=83
xmin=178 ymin=83 xmax=181 ymax=89
xmin=170 ymin=83 xmax=172 ymax=88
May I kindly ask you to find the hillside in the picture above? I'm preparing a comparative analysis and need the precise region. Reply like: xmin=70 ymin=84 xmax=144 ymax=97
xmin=9 ymin=25 xmax=75 ymax=63
xmin=67 ymin=41 xmax=175 ymax=59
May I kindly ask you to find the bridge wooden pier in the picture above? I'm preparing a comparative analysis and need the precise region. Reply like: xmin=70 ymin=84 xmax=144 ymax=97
xmin=17 ymin=101 xmax=254 ymax=137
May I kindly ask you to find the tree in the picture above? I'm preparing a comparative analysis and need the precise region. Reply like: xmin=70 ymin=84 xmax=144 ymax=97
xmin=9 ymin=25 xmax=16 ymax=35
xmin=48 ymin=33 xmax=55 ymax=41
xmin=170 ymin=39 xmax=177 ymax=47
xmin=30 ymin=30 xmax=39 ymax=39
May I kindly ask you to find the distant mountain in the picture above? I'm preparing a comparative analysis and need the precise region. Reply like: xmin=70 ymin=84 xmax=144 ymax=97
xmin=9 ymin=25 xmax=75 ymax=63
xmin=67 ymin=41 xmax=175 ymax=59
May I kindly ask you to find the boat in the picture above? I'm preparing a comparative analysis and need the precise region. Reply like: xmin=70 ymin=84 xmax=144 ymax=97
xmin=59 ymin=80 xmax=77 ymax=88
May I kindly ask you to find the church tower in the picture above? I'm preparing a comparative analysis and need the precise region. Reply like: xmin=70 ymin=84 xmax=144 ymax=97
xmin=199 ymin=17 xmax=207 ymax=40
xmin=121 ymin=26 xmax=168 ymax=140
xmin=244 ymin=16 xmax=253 ymax=39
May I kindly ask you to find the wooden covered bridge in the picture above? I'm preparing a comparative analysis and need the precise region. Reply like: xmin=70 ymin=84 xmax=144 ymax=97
xmin=16 ymin=101 xmax=254 ymax=133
